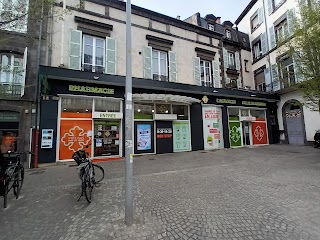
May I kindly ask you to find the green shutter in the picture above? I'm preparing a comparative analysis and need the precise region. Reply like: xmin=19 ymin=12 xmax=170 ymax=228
xmin=193 ymin=57 xmax=201 ymax=86
xmin=69 ymin=30 xmax=82 ymax=70
xmin=169 ymin=51 xmax=177 ymax=82
xmin=261 ymin=32 xmax=268 ymax=54
xmin=286 ymin=9 xmax=295 ymax=36
xmin=223 ymin=48 xmax=228 ymax=68
xmin=235 ymin=51 xmax=240 ymax=71
xmin=143 ymin=46 xmax=152 ymax=79
xmin=106 ymin=37 xmax=116 ymax=75
xmin=269 ymin=26 xmax=276 ymax=49
xmin=212 ymin=60 xmax=220 ymax=88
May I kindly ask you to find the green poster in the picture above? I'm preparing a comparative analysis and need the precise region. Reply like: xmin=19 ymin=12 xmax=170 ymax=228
xmin=173 ymin=122 xmax=190 ymax=152
xmin=229 ymin=121 xmax=242 ymax=147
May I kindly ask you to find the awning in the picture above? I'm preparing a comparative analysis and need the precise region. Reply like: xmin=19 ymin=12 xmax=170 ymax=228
xmin=132 ymin=93 xmax=201 ymax=104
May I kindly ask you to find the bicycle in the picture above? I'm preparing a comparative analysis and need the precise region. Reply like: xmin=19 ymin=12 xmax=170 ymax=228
xmin=72 ymin=146 xmax=104 ymax=203
xmin=0 ymin=151 xmax=34 ymax=208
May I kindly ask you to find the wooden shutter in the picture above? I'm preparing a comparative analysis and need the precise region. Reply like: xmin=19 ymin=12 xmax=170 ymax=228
xmin=212 ymin=60 xmax=220 ymax=88
xmin=267 ymin=0 xmax=273 ymax=15
xmin=261 ymin=32 xmax=268 ymax=55
xmin=193 ymin=57 xmax=201 ymax=86
xmin=286 ymin=9 xmax=295 ymax=36
xmin=169 ymin=51 xmax=177 ymax=82
xmin=21 ymin=47 xmax=28 ymax=97
xmin=69 ymin=30 xmax=82 ymax=70
xmin=223 ymin=48 xmax=228 ymax=69
xmin=143 ymin=46 xmax=152 ymax=79
xmin=269 ymin=26 xmax=276 ymax=49
xmin=258 ymin=8 xmax=264 ymax=24
xmin=235 ymin=51 xmax=240 ymax=71
xmin=271 ymin=64 xmax=280 ymax=91
xmin=105 ymin=37 xmax=116 ymax=75
xmin=264 ymin=67 xmax=272 ymax=92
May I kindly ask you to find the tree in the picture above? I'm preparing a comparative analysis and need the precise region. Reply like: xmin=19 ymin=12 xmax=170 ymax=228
xmin=283 ymin=0 xmax=320 ymax=111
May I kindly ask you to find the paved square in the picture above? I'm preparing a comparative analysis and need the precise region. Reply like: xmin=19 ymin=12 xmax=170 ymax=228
xmin=1 ymin=145 xmax=320 ymax=240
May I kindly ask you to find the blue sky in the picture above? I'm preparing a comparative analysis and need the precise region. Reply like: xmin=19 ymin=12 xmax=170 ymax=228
xmin=131 ymin=0 xmax=251 ymax=23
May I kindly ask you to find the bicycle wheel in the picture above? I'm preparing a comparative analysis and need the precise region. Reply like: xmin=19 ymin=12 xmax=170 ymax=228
xmin=13 ymin=166 xmax=24 ymax=199
xmin=3 ymin=178 xmax=8 ymax=208
xmin=84 ymin=173 xmax=94 ymax=203
xmin=92 ymin=164 xmax=104 ymax=183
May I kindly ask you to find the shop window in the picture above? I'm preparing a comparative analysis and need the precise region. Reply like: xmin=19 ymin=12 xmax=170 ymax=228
xmin=156 ymin=104 xmax=171 ymax=114
xmin=61 ymin=97 xmax=93 ymax=118
xmin=172 ymin=105 xmax=188 ymax=120
xmin=228 ymin=108 xmax=240 ymax=121
xmin=134 ymin=103 xmax=154 ymax=119
xmin=251 ymin=110 xmax=266 ymax=121
xmin=95 ymin=98 xmax=120 ymax=112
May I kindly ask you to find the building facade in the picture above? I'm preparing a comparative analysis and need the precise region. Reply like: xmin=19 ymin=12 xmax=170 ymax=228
xmin=235 ymin=0 xmax=320 ymax=145
xmin=38 ymin=0 xmax=279 ymax=163
xmin=0 ymin=0 xmax=47 ymax=159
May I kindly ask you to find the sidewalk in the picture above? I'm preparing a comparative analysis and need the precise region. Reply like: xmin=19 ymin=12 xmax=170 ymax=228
xmin=1 ymin=145 xmax=320 ymax=240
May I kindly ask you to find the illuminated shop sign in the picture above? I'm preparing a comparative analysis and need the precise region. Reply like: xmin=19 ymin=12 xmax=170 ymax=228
xmin=68 ymin=85 xmax=114 ymax=95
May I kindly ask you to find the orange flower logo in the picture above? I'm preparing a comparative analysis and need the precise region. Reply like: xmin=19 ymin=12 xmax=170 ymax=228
xmin=61 ymin=126 xmax=91 ymax=152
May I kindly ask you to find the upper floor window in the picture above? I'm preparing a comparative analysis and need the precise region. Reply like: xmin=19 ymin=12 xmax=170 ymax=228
xmin=226 ymin=30 xmax=231 ymax=39
xmin=0 ymin=52 xmax=25 ymax=96
xmin=278 ymin=55 xmax=295 ymax=88
xmin=200 ymin=60 xmax=212 ymax=87
xmin=253 ymin=40 xmax=262 ymax=60
xmin=275 ymin=20 xmax=288 ymax=42
xmin=228 ymin=52 xmax=235 ymax=69
xmin=251 ymin=13 xmax=259 ymax=31
xmin=152 ymin=49 xmax=168 ymax=81
xmin=208 ymin=24 xmax=214 ymax=31
xmin=83 ymin=35 xmax=105 ymax=73
xmin=244 ymin=60 xmax=249 ymax=72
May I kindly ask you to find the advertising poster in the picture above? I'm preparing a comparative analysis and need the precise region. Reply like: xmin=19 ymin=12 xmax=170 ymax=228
xmin=202 ymin=106 xmax=224 ymax=150
xmin=59 ymin=120 xmax=92 ymax=160
xmin=251 ymin=122 xmax=268 ymax=145
xmin=41 ymin=129 xmax=54 ymax=149
xmin=173 ymin=122 xmax=190 ymax=152
xmin=137 ymin=124 xmax=152 ymax=151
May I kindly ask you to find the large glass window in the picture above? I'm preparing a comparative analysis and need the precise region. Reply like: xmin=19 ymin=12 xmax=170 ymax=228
xmin=152 ymin=49 xmax=168 ymax=81
xmin=251 ymin=110 xmax=266 ymax=121
xmin=228 ymin=52 xmax=235 ymax=69
xmin=172 ymin=105 xmax=189 ymax=120
xmin=279 ymin=56 xmax=295 ymax=88
xmin=134 ymin=103 xmax=154 ymax=119
xmin=95 ymin=99 xmax=120 ymax=112
xmin=83 ymin=35 xmax=105 ymax=73
xmin=200 ymin=60 xmax=213 ymax=87
xmin=156 ymin=104 xmax=171 ymax=114
xmin=61 ymin=97 xmax=93 ymax=118
xmin=228 ymin=108 xmax=240 ymax=121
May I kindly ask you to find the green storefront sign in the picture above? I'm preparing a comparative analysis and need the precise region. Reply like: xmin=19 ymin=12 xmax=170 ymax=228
xmin=217 ymin=98 xmax=236 ymax=104
xmin=242 ymin=101 xmax=267 ymax=107
xmin=69 ymin=85 xmax=114 ymax=95
xmin=229 ymin=121 xmax=242 ymax=147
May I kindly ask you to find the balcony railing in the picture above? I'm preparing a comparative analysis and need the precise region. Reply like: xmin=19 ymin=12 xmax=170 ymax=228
xmin=0 ymin=84 xmax=23 ymax=98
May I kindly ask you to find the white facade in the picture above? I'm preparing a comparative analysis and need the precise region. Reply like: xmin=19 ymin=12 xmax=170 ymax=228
xmin=236 ymin=0 xmax=320 ymax=144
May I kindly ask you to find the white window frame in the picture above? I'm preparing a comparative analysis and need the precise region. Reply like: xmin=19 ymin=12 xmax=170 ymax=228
xmin=152 ymin=49 xmax=168 ymax=81
xmin=275 ymin=21 xmax=287 ymax=42
xmin=208 ymin=24 xmax=214 ymax=31
xmin=280 ymin=62 xmax=295 ymax=86
xmin=251 ymin=13 xmax=259 ymax=31
xmin=228 ymin=52 xmax=235 ymax=68
xmin=226 ymin=30 xmax=231 ymax=39
xmin=253 ymin=41 xmax=262 ymax=60
xmin=200 ymin=59 xmax=213 ymax=87
xmin=82 ymin=35 xmax=105 ymax=73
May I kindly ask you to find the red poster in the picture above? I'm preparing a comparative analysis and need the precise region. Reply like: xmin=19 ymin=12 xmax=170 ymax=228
xmin=59 ymin=120 xmax=92 ymax=160
xmin=251 ymin=122 xmax=268 ymax=145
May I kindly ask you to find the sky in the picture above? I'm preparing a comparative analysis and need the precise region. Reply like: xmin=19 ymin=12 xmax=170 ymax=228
xmin=131 ymin=0 xmax=252 ymax=24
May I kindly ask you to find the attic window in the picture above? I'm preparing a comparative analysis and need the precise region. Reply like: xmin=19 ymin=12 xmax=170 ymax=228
xmin=243 ymin=38 xmax=246 ymax=43
xmin=226 ymin=30 xmax=231 ymax=39
xmin=208 ymin=24 xmax=214 ymax=31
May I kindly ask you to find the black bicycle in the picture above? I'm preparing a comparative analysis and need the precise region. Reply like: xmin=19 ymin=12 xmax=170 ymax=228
xmin=72 ymin=146 xmax=104 ymax=203
xmin=0 ymin=151 xmax=33 ymax=208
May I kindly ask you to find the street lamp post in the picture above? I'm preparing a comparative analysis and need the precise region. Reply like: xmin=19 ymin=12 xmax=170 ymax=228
xmin=125 ymin=0 xmax=134 ymax=226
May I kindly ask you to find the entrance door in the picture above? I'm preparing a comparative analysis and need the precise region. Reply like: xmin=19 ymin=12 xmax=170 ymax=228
xmin=94 ymin=120 xmax=120 ymax=156
xmin=242 ymin=122 xmax=251 ymax=146
xmin=286 ymin=107 xmax=304 ymax=145
xmin=156 ymin=121 xmax=173 ymax=154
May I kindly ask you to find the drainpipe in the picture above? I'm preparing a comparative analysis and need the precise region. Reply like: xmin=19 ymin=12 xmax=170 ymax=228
xmin=60 ymin=0 xmax=66 ymax=66
xmin=262 ymin=0 xmax=273 ymax=91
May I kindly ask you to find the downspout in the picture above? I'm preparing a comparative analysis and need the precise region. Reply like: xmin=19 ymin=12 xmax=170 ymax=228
xmin=60 ymin=0 xmax=66 ymax=66
xmin=262 ymin=0 xmax=273 ymax=91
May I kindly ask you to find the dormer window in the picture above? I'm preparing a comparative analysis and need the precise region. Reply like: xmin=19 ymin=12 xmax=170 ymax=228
xmin=226 ymin=30 xmax=231 ymax=39
xmin=208 ymin=24 xmax=214 ymax=31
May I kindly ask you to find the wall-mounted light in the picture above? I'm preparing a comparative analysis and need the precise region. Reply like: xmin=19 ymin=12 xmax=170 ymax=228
xmin=63 ymin=108 xmax=67 ymax=111
xmin=93 ymin=76 xmax=99 ymax=80
xmin=165 ymin=110 xmax=169 ymax=113
xmin=212 ymin=90 xmax=219 ymax=93
xmin=251 ymin=94 xmax=256 ymax=97
xmin=151 ymin=109 xmax=154 ymax=113
xmin=85 ymin=109 xmax=89 ymax=112
xmin=137 ymin=109 xmax=141 ymax=112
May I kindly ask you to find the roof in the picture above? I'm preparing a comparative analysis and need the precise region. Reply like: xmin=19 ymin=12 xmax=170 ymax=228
xmin=235 ymin=0 xmax=258 ymax=25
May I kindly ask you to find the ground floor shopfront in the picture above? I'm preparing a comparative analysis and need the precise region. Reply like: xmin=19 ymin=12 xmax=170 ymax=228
xmin=38 ymin=66 xmax=279 ymax=163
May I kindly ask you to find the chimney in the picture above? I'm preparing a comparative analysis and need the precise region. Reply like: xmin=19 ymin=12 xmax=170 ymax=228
xmin=176 ymin=15 xmax=181 ymax=20
xmin=216 ymin=17 xmax=221 ymax=24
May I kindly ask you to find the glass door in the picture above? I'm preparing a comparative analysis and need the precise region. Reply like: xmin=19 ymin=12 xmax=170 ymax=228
xmin=242 ymin=122 xmax=251 ymax=146
xmin=94 ymin=120 xmax=120 ymax=156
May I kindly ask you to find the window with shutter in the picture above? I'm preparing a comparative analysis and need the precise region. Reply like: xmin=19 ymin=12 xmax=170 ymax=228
xmin=269 ymin=26 xmax=276 ymax=49
xmin=213 ymin=60 xmax=220 ymax=88
xmin=199 ymin=59 xmax=212 ymax=87
xmin=69 ymin=30 xmax=82 ymax=70
xmin=264 ymin=68 xmax=272 ymax=92
xmin=261 ymin=32 xmax=268 ymax=55
xmin=271 ymin=64 xmax=280 ymax=91
xmin=105 ymin=37 xmax=116 ymax=74
xmin=267 ymin=0 xmax=273 ymax=15
xmin=235 ymin=52 xmax=240 ymax=71
xmin=286 ymin=9 xmax=295 ymax=36
xmin=223 ymin=48 xmax=228 ymax=69
xmin=168 ymin=51 xmax=177 ymax=82
xmin=143 ymin=46 xmax=153 ymax=79
xmin=193 ymin=57 xmax=201 ymax=86
xmin=152 ymin=49 xmax=168 ymax=81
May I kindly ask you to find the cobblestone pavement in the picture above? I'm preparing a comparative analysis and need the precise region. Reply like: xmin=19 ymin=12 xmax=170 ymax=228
xmin=1 ymin=145 xmax=320 ymax=240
